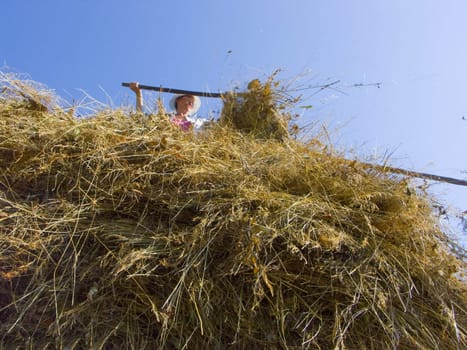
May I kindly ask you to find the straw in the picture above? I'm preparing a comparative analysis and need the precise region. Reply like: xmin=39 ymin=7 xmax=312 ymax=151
xmin=0 ymin=71 xmax=465 ymax=349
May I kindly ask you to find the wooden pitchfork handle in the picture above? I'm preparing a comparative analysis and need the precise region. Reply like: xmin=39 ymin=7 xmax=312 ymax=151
xmin=122 ymin=82 xmax=226 ymax=98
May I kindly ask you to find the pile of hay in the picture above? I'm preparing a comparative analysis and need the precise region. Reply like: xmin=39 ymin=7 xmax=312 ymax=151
xmin=0 ymin=73 xmax=466 ymax=349
xmin=218 ymin=74 xmax=295 ymax=140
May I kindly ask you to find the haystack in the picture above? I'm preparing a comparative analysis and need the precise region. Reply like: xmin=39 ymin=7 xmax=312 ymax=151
xmin=0 ymin=72 xmax=465 ymax=349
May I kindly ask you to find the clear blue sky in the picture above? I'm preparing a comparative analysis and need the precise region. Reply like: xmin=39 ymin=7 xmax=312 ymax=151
xmin=3 ymin=0 xmax=466 ymax=239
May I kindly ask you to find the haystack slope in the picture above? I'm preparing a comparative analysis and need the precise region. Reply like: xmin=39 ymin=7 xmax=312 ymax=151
xmin=0 ymin=74 xmax=465 ymax=349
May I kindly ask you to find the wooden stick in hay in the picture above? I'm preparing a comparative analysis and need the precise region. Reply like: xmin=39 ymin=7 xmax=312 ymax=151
xmin=360 ymin=162 xmax=467 ymax=187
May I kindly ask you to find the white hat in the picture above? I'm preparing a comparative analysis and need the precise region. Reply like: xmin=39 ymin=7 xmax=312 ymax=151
xmin=169 ymin=94 xmax=201 ymax=116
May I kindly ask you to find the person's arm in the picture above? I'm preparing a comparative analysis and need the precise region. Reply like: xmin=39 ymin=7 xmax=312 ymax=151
xmin=128 ymin=82 xmax=143 ymax=112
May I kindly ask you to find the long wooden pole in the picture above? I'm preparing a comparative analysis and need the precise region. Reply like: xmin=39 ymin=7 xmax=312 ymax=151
xmin=122 ymin=82 xmax=467 ymax=187
xmin=122 ymin=82 xmax=226 ymax=98
xmin=361 ymin=162 xmax=467 ymax=187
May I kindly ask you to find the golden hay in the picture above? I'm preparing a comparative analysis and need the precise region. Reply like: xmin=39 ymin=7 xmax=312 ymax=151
xmin=0 ymin=72 xmax=466 ymax=349
xmin=218 ymin=74 xmax=296 ymax=140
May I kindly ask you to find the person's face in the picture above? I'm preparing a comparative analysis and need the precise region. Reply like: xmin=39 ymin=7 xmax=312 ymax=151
xmin=176 ymin=95 xmax=195 ymax=115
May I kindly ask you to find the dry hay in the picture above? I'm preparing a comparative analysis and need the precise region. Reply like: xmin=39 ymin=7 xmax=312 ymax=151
xmin=218 ymin=73 xmax=295 ymax=140
xmin=0 ymin=72 xmax=466 ymax=349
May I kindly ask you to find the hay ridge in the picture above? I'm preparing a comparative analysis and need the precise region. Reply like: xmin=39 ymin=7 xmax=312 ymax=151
xmin=0 ymin=72 xmax=466 ymax=349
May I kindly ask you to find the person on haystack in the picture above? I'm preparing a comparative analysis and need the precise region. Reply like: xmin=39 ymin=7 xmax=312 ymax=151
xmin=128 ymin=82 xmax=203 ymax=131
